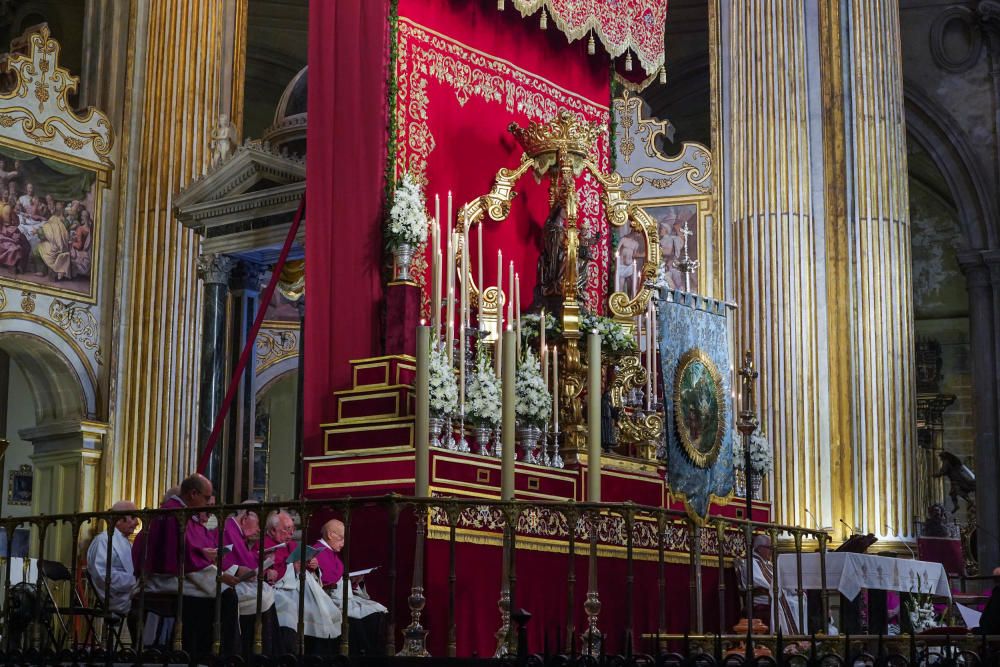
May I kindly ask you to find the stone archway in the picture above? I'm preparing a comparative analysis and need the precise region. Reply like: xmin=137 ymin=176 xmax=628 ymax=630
xmin=0 ymin=331 xmax=104 ymax=560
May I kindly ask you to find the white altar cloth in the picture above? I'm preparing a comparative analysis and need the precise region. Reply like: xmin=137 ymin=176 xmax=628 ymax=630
xmin=776 ymin=552 xmax=951 ymax=601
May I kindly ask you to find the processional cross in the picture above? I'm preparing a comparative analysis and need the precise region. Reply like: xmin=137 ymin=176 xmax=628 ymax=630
xmin=673 ymin=218 xmax=699 ymax=293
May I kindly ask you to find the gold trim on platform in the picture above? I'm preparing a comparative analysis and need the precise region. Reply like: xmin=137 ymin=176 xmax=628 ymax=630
xmin=324 ymin=421 xmax=414 ymax=453
xmin=352 ymin=361 xmax=390 ymax=389
xmin=337 ymin=391 xmax=401 ymax=423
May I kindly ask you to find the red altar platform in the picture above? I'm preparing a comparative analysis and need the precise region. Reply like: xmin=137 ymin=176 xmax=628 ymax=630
xmin=304 ymin=355 xmax=771 ymax=656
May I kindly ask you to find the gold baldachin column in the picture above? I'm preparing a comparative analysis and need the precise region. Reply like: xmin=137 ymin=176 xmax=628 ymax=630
xmin=114 ymin=0 xmax=232 ymax=508
xmin=843 ymin=0 xmax=914 ymax=537
xmin=729 ymin=0 xmax=826 ymax=528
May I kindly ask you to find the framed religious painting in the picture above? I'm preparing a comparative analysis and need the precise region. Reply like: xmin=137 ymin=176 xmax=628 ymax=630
xmin=612 ymin=195 xmax=712 ymax=298
xmin=0 ymin=27 xmax=113 ymax=303
xmin=673 ymin=347 xmax=726 ymax=468
xmin=0 ymin=140 xmax=104 ymax=300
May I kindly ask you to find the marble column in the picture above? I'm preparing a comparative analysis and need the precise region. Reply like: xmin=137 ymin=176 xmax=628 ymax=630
xmin=725 ymin=0 xmax=916 ymax=537
xmin=225 ymin=261 xmax=262 ymax=503
xmin=111 ymin=0 xmax=241 ymax=508
xmin=727 ymin=0 xmax=830 ymax=530
xmin=197 ymin=253 xmax=235 ymax=490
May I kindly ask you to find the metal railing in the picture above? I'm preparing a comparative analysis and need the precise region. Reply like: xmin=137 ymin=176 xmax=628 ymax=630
xmin=0 ymin=495 xmax=990 ymax=666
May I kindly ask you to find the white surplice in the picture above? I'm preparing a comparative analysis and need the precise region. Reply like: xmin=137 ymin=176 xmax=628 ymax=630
xmin=87 ymin=529 xmax=136 ymax=615
xmin=272 ymin=565 xmax=342 ymax=639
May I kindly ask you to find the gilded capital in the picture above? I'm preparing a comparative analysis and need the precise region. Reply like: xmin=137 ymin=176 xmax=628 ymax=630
xmin=197 ymin=253 xmax=235 ymax=285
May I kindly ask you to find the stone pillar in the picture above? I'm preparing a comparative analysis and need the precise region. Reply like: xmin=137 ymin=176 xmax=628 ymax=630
xmin=21 ymin=420 xmax=105 ymax=561
xmin=111 ymin=1 xmax=240 ymax=508
xmin=726 ymin=0 xmax=916 ymax=537
xmin=225 ymin=261 xmax=262 ymax=503
xmin=197 ymin=253 xmax=234 ymax=489
xmin=727 ymin=0 xmax=830 ymax=530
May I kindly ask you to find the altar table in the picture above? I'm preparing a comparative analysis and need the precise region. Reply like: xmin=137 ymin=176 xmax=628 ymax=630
xmin=776 ymin=552 xmax=951 ymax=600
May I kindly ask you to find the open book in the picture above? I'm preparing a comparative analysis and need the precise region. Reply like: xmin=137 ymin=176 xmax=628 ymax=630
xmin=349 ymin=566 xmax=379 ymax=578
xmin=263 ymin=541 xmax=287 ymax=555
xmin=286 ymin=543 xmax=319 ymax=563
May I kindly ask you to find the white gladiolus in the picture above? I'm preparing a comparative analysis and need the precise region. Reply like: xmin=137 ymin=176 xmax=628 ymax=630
xmin=428 ymin=342 xmax=458 ymax=418
xmin=386 ymin=173 xmax=430 ymax=248
xmin=466 ymin=350 xmax=501 ymax=428
xmin=515 ymin=349 xmax=551 ymax=428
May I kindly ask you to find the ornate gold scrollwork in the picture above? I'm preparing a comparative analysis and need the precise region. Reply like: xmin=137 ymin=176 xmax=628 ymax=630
xmin=606 ymin=205 xmax=661 ymax=320
xmin=608 ymin=355 xmax=661 ymax=461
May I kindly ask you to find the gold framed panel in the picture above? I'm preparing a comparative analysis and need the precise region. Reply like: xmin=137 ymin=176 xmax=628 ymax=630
xmin=612 ymin=194 xmax=712 ymax=299
xmin=673 ymin=347 xmax=726 ymax=468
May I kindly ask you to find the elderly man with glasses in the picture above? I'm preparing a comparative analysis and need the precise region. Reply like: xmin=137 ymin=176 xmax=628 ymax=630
xmin=264 ymin=510 xmax=342 ymax=655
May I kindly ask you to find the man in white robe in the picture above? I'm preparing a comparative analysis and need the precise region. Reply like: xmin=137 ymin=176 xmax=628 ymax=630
xmin=87 ymin=500 xmax=139 ymax=617
xmin=736 ymin=535 xmax=806 ymax=634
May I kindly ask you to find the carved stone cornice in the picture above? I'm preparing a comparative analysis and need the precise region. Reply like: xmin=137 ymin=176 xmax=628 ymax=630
xmin=197 ymin=253 xmax=236 ymax=285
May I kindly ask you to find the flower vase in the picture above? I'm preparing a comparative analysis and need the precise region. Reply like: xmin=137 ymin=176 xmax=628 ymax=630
xmin=393 ymin=242 xmax=415 ymax=282
xmin=472 ymin=425 xmax=492 ymax=455
xmin=750 ymin=472 xmax=763 ymax=500
xmin=517 ymin=425 xmax=543 ymax=464
xmin=429 ymin=415 xmax=446 ymax=448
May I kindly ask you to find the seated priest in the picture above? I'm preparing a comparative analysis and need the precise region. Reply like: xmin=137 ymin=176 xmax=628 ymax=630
xmin=222 ymin=505 xmax=278 ymax=657
xmin=313 ymin=519 xmax=388 ymax=656
xmin=132 ymin=473 xmax=240 ymax=659
xmin=735 ymin=534 xmax=804 ymax=634
xmin=86 ymin=500 xmax=139 ymax=624
xmin=264 ymin=511 xmax=342 ymax=654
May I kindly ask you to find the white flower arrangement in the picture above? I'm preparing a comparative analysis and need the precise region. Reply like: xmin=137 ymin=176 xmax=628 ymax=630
xmin=466 ymin=349 xmax=501 ymax=428
xmin=428 ymin=342 xmax=458 ymax=418
xmin=386 ymin=173 xmax=429 ymax=249
xmin=731 ymin=428 xmax=773 ymax=474
xmin=581 ymin=312 xmax=637 ymax=354
xmin=515 ymin=349 xmax=551 ymax=428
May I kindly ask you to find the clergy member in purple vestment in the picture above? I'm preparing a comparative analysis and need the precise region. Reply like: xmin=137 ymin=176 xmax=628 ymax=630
xmin=131 ymin=473 xmax=241 ymax=659
xmin=313 ymin=518 xmax=387 ymax=656
xmin=223 ymin=506 xmax=279 ymax=656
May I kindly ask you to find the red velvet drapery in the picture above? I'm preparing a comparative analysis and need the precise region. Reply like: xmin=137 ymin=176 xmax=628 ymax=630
xmin=304 ymin=0 xmax=390 ymax=458
xmin=396 ymin=0 xmax=612 ymax=321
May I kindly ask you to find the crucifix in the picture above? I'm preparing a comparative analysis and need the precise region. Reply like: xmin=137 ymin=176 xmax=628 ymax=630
xmin=673 ymin=217 xmax=699 ymax=293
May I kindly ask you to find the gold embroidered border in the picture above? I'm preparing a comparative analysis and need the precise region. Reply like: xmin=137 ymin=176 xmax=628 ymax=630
xmin=395 ymin=19 xmax=611 ymax=318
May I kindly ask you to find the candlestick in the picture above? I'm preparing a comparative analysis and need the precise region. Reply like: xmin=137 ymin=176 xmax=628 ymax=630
xmin=463 ymin=227 xmax=471 ymax=331
xmin=587 ymin=329 xmax=601 ymax=501
xmin=501 ymin=327 xmax=516 ymax=500
xmin=415 ymin=325 xmax=431 ymax=497
xmin=446 ymin=233 xmax=456 ymax=363
xmin=459 ymin=233 xmax=467 ymax=419
xmin=553 ymin=344 xmax=559 ymax=431
xmin=477 ymin=222 xmax=484 ymax=311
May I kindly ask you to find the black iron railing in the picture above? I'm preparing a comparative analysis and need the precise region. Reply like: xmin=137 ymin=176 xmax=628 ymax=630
xmin=0 ymin=495 xmax=987 ymax=666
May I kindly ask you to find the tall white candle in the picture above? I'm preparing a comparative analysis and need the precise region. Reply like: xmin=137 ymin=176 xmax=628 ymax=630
xmin=645 ymin=309 xmax=652 ymax=410
xmin=540 ymin=307 xmax=547 ymax=383
xmin=446 ymin=233 xmax=456 ymax=363
xmin=553 ymin=344 xmax=559 ymax=431
xmin=496 ymin=249 xmax=504 ymax=377
xmin=650 ymin=302 xmax=657 ymax=405
xmin=415 ymin=324 xmax=431 ymax=497
xmin=508 ymin=261 xmax=515 ymax=325
xmin=587 ymin=329 xmax=602 ymax=501
xmin=515 ymin=273 xmax=521 ymax=360
xmin=477 ymin=222 xmax=484 ymax=312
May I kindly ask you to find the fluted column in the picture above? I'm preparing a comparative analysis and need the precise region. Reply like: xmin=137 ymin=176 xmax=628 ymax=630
xmin=110 ymin=1 xmax=236 ymax=508
xmin=726 ymin=0 xmax=916 ymax=538
xmin=197 ymin=253 xmax=235 ymax=488
xmin=839 ymin=0 xmax=915 ymax=539
xmin=226 ymin=261 xmax=262 ymax=503
xmin=728 ymin=0 xmax=829 ymax=530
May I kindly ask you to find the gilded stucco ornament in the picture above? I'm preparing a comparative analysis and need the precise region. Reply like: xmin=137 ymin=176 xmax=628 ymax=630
xmin=0 ymin=27 xmax=113 ymax=167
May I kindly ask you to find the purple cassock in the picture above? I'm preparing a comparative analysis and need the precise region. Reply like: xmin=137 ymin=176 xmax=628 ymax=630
xmin=133 ymin=495 xmax=185 ymax=575
xmin=312 ymin=540 xmax=343 ymax=589
xmin=131 ymin=496 xmax=222 ymax=576
xmin=221 ymin=517 xmax=259 ymax=571
xmin=184 ymin=514 xmax=218 ymax=572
